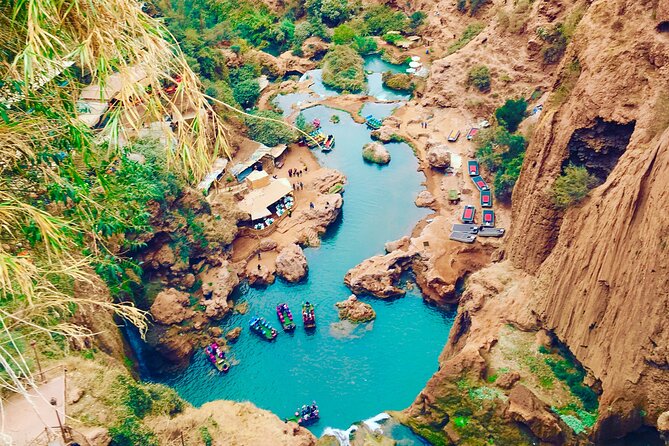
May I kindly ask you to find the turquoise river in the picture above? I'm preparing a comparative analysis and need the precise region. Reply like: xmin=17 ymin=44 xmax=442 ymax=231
xmin=131 ymin=57 xmax=456 ymax=439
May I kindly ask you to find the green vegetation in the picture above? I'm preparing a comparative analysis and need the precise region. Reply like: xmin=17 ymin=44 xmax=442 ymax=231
xmin=476 ymin=126 xmax=527 ymax=201
xmin=409 ymin=11 xmax=427 ymax=30
xmin=383 ymin=32 xmax=404 ymax=44
xmin=351 ymin=35 xmax=378 ymax=55
xmin=109 ymin=416 xmax=158 ymax=446
xmin=457 ymin=0 xmax=488 ymax=15
xmin=330 ymin=114 xmax=341 ymax=123
xmin=305 ymin=0 xmax=351 ymax=26
xmin=467 ymin=65 xmax=491 ymax=92
xmin=550 ymin=58 xmax=582 ymax=107
xmin=333 ymin=24 xmax=356 ymax=44
xmin=230 ymin=65 xmax=261 ymax=108
xmin=495 ymin=98 xmax=528 ymax=132
xmin=448 ymin=23 xmax=485 ymax=54
xmin=200 ymin=426 xmax=213 ymax=446
xmin=245 ymin=110 xmax=298 ymax=147
xmin=322 ymin=45 xmax=366 ymax=92
xmin=382 ymin=71 xmax=415 ymax=92
xmin=537 ymin=24 xmax=568 ymax=65
xmin=362 ymin=5 xmax=409 ymax=35
xmin=552 ymin=164 xmax=599 ymax=209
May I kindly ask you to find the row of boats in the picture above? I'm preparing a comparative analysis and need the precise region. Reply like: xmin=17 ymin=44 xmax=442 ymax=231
xmin=305 ymin=119 xmax=335 ymax=151
xmin=285 ymin=402 xmax=320 ymax=426
xmin=249 ymin=302 xmax=316 ymax=340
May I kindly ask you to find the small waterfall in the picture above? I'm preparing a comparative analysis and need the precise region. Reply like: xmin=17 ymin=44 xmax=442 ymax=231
xmin=321 ymin=412 xmax=390 ymax=446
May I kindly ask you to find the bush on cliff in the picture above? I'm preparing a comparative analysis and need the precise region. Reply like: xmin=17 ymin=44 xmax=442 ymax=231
xmin=363 ymin=5 xmax=409 ymax=35
xmin=467 ymin=65 xmax=491 ymax=92
xmin=495 ymin=98 xmax=527 ymax=132
xmin=245 ymin=110 xmax=298 ymax=146
xmin=551 ymin=164 xmax=599 ymax=209
xmin=351 ymin=35 xmax=378 ymax=55
xmin=322 ymin=45 xmax=366 ymax=92
xmin=333 ymin=24 xmax=356 ymax=44
xmin=476 ymin=127 xmax=527 ymax=201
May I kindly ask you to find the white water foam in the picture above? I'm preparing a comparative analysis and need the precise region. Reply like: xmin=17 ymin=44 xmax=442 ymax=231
xmin=321 ymin=412 xmax=391 ymax=446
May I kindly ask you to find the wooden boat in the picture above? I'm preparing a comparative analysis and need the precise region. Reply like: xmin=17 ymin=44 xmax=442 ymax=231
xmin=276 ymin=303 xmax=296 ymax=332
xmin=482 ymin=209 xmax=495 ymax=227
xmin=461 ymin=205 xmax=476 ymax=224
xmin=365 ymin=115 xmax=382 ymax=130
xmin=322 ymin=134 xmax=335 ymax=151
xmin=204 ymin=342 xmax=230 ymax=373
xmin=480 ymin=189 xmax=492 ymax=208
xmin=286 ymin=402 xmax=320 ymax=426
xmin=467 ymin=160 xmax=479 ymax=176
xmin=302 ymin=302 xmax=316 ymax=329
xmin=249 ymin=317 xmax=278 ymax=340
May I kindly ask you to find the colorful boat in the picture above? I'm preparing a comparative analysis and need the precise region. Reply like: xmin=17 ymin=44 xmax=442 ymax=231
xmin=306 ymin=130 xmax=326 ymax=148
xmin=276 ymin=303 xmax=296 ymax=332
xmin=466 ymin=127 xmax=479 ymax=140
xmin=467 ymin=160 xmax=479 ymax=176
xmin=482 ymin=209 xmax=495 ymax=227
xmin=286 ymin=402 xmax=320 ymax=426
xmin=302 ymin=302 xmax=316 ymax=329
xmin=365 ymin=115 xmax=382 ymax=130
xmin=471 ymin=175 xmax=489 ymax=191
xmin=249 ymin=317 xmax=278 ymax=340
xmin=448 ymin=129 xmax=461 ymax=142
xmin=461 ymin=205 xmax=476 ymax=224
xmin=312 ymin=118 xmax=321 ymax=129
xmin=204 ymin=342 xmax=230 ymax=373
xmin=480 ymin=189 xmax=492 ymax=208
xmin=323 ymin=134 xmax=335 ymax=152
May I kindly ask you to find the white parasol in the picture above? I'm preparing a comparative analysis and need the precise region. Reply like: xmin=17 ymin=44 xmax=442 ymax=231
xmin=409 ymin=61 xmax=422 ymax=68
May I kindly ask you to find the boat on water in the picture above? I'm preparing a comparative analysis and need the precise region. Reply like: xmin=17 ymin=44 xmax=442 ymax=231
xmin=249 ymin=317 xmax=278 ymax=340
xmin=204 ymin=342 xmax=230 ymax=373
xmin=322 ymin=134 xmax=335 ymax=151
xmin=276 ymin=303 xmax=296 ymax=332
xmin=365 ymin=115 xmax=382 ymax=130
xmin=302 ymin=302 xmax=316 ymax=329
xmin=306 ymin=130 xmax=326 ymax=148
xmin=286 ymin=402 xmax=320 ymax=426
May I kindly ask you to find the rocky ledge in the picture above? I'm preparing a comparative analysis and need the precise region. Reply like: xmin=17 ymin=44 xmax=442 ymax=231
xmin=344 ymin=248 xmax=418 ymax=298
xmin=275 ymin=243 xmax=308 ymax=282
xmin=335 ymin=295 xmax=376 ymax=323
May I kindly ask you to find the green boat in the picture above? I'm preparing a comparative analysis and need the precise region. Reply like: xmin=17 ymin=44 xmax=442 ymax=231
xmin=365 ymin=115 xmax=382 ymax=130
xmin=276 ymin=303 xmax=296 ymax=332
xmin=249 ymin=317 xmax=278 ymax=340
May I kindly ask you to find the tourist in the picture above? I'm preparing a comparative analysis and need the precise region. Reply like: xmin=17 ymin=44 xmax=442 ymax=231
xmin=257 ymin=264 xmax=261 ymax=271
xmin=310 ymin=202 xmax=314 ymax=209
xmin=257 ymin=252 xmax=261 ymax=260
xmin=289 ymin=168 xmax=292 ymax=177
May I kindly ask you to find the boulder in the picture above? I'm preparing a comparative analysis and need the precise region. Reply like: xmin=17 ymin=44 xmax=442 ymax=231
xmin=301 ymin=37 xmax=330 ymax=59
xmin=415 ymin=190 xmax=436 ymax=207
xmin=309 ymin=168 xmax=347 ymax=194
xmin=295 ymin=194 xmax=343 ymax=234
xmin=496 ymin=371 xmax=521 ymax=390
xmin=226 ymin=327 xmax=242 ymax=342
xmin=249 ymin=49 xmax=285 ymax=78
xmin=68 ymin=386 xmax=84 ymax=404
xmin=658 ymin=411 xmax=669 ymax=436
xmin=220 ymin=49 xmax=244 ymax=68
xmin=144 ymin=243 xmax=176 ymax=270
xmin=385 ymin=236 xmax=410 ymax=253
xmin=275 ymin=244 xmax=308 ymax=282
xmin=278 ymin=52 xmax=318 ymax=75
xmin=259 ymin=238 xmax=278 ymax=252
xmin=80 ymin=427 xmax=111 ymax=446
xmin=426 ymin=144 xmax=451 ymax=169
xmin=344 ymin=249 xmax=418 ymax=298
xmin=246 ymin=263 xmax=275 ymax=286
xmin=504 ymin=385 xmax=563 ymax=443
xmin=181 ymin=273 xmax=196 ymax=290
xmin=156 ymin=331 xmax=194 ymax=363
xmin=362 ymin=142 xmax=391 ymax=165
xmin=335 ymin=295 xmax=376 ymax=322
xmin=150 ymin=288 xmax=193 ymax=325
xmin=199 ymin=262 xmax=240 ymax=319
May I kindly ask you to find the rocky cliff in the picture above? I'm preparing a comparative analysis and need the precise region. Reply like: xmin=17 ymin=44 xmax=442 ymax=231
xmin=408 ymin=0 xmax=669 ymax=442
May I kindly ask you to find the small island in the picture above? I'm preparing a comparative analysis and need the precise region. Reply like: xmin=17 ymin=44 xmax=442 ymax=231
xmin=362 ymin=142 xmax=391 ymax=165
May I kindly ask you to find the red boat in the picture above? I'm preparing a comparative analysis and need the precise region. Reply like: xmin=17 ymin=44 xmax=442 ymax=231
xmin=462 ymin=205 xmax=476 ymax=224
xmin=205 ymin=342 xmax=230 ymax=373
xmin=302 ymin=302 xmax=316 ymax=329
xmin=482 ymin=210 xmax=495 ymax=227
xmin=471 ymin=175 xmax=489 ymax=191
xmin=480 ymin=190 xmax=492 ymax=208
xmin=468 ymin=160 xmax=479 ymax=176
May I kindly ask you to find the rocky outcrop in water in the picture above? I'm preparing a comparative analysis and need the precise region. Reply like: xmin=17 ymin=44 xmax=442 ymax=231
xmin=414 ymin=190 xmax=436 ymax=208
xmin=362 ymin=142 xmax=391 ymax=165
xmin=344 ymin=249 xmax=417 ymax=298
xmin=308 ymin=168 xmax=347 ymax=194
xmin=245 ymin=262 xmax=276 ymax=286
xmin=335 ymin=295 xmax=376 ymax=323
xmin=294 ymin=193 xmax=343 ymax=240
xmin=275 ymin=243 xmax=308 ymax=282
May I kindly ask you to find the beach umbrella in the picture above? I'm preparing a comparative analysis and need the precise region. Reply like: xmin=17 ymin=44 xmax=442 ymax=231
xmin=406 ymin=68 xmax=416 ymax=74
xmin=411 ymin=56 xmax=421 ymax=62
xmin=409 ymin=61 xmax=422 ymax=68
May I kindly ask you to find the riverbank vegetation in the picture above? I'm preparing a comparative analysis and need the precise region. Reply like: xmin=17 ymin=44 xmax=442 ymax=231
xmin=476 ymin=127 xmax=527 ymax=201
xmin=382 ymin=72 xmax=416 ymax=92
xmin=322 ymin=45 xmax=366 ymax=92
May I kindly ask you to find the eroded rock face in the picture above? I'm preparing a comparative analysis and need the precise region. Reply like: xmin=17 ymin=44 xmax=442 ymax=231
xmin=199 ymin=262 xmax=239 ymax=319
xmin=415 ymin=190 xmax=436 ymax=208
xmin=385 ymin=236 xmax=410 ymax=253
xmin=504 ymin=385 xmax=563 ymax=443
xmin=295 ymin=194 xmax=343 ymax=235
xmin=275 ymin=244 xmax=308 ymax=282
xmin=426 ymin=144 xmax=451 ymax=169
xmin=496 ymin=371 xmax=521 ymax=390
xmin=308 ymin=168 xmax=347 ymax=194
xmin=335 ymin=295 xmax=376 ymax=322
xmin=155 ymin=330 xmax=194 ymax=363
xmin=150 ymin=288 xmax=193 ymax=325
xmin=259 ymin=238 xmax=278 ymax=252
xmin=344 ymin=249 xmax=417 ymax=298
xmin=301 ymin=37 xmax=330 ymax=59
xmin=144 ymin=243 xmax=176 ymax=270
xmin=278 ymin=52 xmax=318 ymax=75
xmin=362 ymin=142 xmax=391 ymax=165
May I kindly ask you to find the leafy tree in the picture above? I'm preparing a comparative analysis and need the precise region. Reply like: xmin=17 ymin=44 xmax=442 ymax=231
xmin=495 ymin=98 xmax=528 ymax=132
xmin=552 ymin=165 xmax=599 ymax=209
xmin=363 ymin=5 xmax=409 ymax=35
xmin=246 ymin=110 xmax=297 ymax=146
xmin=467 ymin=65 xmax=491 ymax=92
xmin=321 ymin=0 xmax=350 ymax=25
xmin=232 ymin=79 xmax=261 ymax=108
xmin=476 ymin=127 xmax=527 ymax=201
xmin=321 ymin=45 xmax=366 ymax=92
xmin=469 ymin=0 xmax=488 ymax=15
xmin=382 ymin=71 xmax=415 ymax=92
xmin=351 ymin=35 xmax=378 ymax=55
xmin=295 ymin=113 xmax=307 ymax=131
xmin=333 ymin=24 xmax=356 ymax=44
xmin=537 ymin=24 xmax=568 ymax=64
xmin=109 ymin=417 xmax=158 ymax=446
xmin=409 ymin=11 xmax=427 ymax=29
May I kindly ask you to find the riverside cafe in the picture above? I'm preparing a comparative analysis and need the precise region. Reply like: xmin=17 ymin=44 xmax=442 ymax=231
xmin=237 ymin=170 xmax=294 ymax=230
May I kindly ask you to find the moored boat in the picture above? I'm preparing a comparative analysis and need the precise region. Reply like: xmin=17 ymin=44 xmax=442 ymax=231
xmin=323 ymin=134 xmax=335 ymax=151
xmin=204 ymin=342 xmax=230 ymax=373
xmin=286 ymin=402 xmax=320 ymax=426
xmin=365 ymin=115 xmax=382 ymax=130
xmin=306 ymin=130 xmax=326 ymax=148
xmin=302 ymin=302 xmax=316 ymax=329
xmin=276 ymin=303 xmax=296 ymax=332
xmin=249 ymin=317 xmax=278 ymax=340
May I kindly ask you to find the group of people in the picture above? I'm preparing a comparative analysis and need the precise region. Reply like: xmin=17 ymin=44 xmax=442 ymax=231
xmin=288 ymin=167 xmax=307 ymax=177
xmin=420 ymin=121 xmax=429 ymax=129
xmin=293 ymin=182 xmax=304 ymax=190
xmin=295 ymin=402 xmax=319 ymax=423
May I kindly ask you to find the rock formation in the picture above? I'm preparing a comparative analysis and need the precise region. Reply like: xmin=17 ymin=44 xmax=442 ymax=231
xmin=362 ymin=142 xmax=391 ymax=165
xmin=275 ymin=243 xmax=308 ymax=282
xmin=245 ymin=262 xmax=275 ymax=286
xmin=150 ymin=288 xmax=193 ymax=325
xmin=344 ymin=249 xmax=417 ymax=298
xmin=414 ymin=190 xmax=436 ymax=208
xmin=335 ymin=295 xmax=376 ymax=323
xmin=199 ymin=262 xmax=239 ymax=319
xmin=308 ymin=168 xmax=347 ymax=193
xmin=425 ymin=144 xmax=451 ymax=169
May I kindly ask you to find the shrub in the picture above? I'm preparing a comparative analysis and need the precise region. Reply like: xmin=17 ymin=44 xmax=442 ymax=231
xmin=537 ymin=24 xmax=568 ymax=64
xmin=333 ymin=24 xmax=356 ymax=44
xmin=476 ymin=127 xmax=527 ymax=201
xmin=382 ymin=71 xmax=414 ymax=92
xmin=321 ymin=45 xmax=366 ymax=92
xmin=447 ymin=23 xmax=485 ymax=54
xmin=245 ymin=110 xmax=297 ymax=146
xmin=409 ymin=11 xmax=427 ymax=29
xmin=467 ymin=65 xmax=491 ymax=92
xmin=321 ymin=0 xmax=350 ymax=25
xmin=457 ymin=0 xmax=467 ymax=11
xmin=383 ymin=32 xmax=403 ymax=44
xmin=495 ymin=98 xmax=527 ymax=132
xmin=363 ymin=5 xmax=409 ymax=35
xmin=232 ymin=79 xmax=260 ymax=108
xmin=109 ymin=417 xmax=158 ymax=446
xmin=551 ymin=164 xmax=599 ymax=209
xmin=351 ymin=35 xmax=378 ymax=55
xmin=200 ymin=427 xmax=213 ymax=446
xmin=469 ymin=0 xmax=488 ymax=15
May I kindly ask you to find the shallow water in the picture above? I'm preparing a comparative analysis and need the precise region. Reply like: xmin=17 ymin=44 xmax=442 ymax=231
xmin=136 ymin=104 xmax=454 ymax=436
